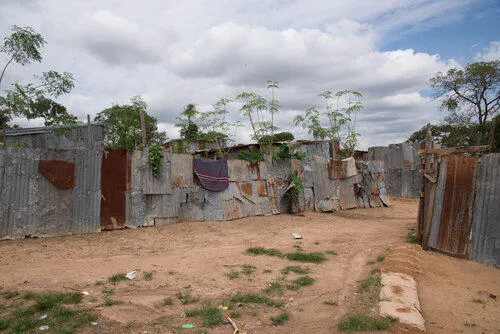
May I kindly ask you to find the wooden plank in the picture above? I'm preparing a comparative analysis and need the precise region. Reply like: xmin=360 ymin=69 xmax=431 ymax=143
xmin=418 ymin=145 xmax=489 ymax=156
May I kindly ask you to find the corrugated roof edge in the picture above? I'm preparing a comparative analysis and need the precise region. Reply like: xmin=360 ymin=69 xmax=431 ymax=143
xmin=5 ymin=122 xmax=104 ymax=137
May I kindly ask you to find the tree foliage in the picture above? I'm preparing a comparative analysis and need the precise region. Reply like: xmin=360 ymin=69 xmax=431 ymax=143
xmin=430 ymin=60 xmax=499 ymax=124
xmin=175 ymin=103 xmax=200 ymax=142
xmin=1 ymin=25 xmax=77 ymax=132
xmin=294 ymin=89 xmax=363 ymax=156
xmin=95 ymin=96 xmax=166 ymax=149
xmin=235 ymin=91 xmax=268 ymax=141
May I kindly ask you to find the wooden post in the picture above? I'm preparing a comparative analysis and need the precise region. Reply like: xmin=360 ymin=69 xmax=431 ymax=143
xmin=87 ymin=114 xmax=92 ymax=151
xmin=140 ymin=110 xmax=147 ymax=148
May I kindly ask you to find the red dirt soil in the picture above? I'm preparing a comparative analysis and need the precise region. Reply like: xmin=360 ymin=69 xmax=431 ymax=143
xmin=0 ymin=198 xmax=498 ymax=333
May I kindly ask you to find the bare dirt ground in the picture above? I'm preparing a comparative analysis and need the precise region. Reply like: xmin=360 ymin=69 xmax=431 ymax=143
xmin=0 ymin=198 xmax=498 ymax=333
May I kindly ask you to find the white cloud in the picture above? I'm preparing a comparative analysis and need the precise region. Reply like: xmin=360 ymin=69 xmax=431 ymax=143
xmin=475 ymin=41 xmax=500 ymax=61
xmin=0 ymin=0 xmax=494 ymax=149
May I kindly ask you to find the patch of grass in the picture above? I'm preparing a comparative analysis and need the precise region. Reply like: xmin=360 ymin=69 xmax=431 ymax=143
xmin=338 ymin=313 xmax=395 ymax=331
xmin=24 ymin=291 xmax=82 ymax=308
xmin=102 ymin=288 xmax=114 ymax=295
xmin=263 ymin=281 xmax=284 ymax=294
xmin=270 ymin=312 xmax=289 ymax=325
xmin=175 ymin=290 xmax=199 ymax=305
xmin=95 ymin=280 xmax=104 ymax=286
xmin=103 ymin=298 xmax=123 ymax=306
xmin=185 ymin=302 xmax=223 ymax=327
xmin=108 ymin=273 xmax=127 ymax=283
xmin=162 ymin=297 xmax=173 ymax=306
xmin=226 ymin=271 xmax=240 ymax=279
xmin=288 ymin=276 xmax=315 ymax=290
xmin=314 ymin=241 xmax=320 ymax=245
xmin=246 ymin=247 xmax=283 ymax=257
xmin=250 ymin=311 xmax=258 ymax=317
xmin=293 ymin=244 xmax=303 ymax=252
xmin=168 ymin=270 xmax=175 ymax=275
xmin=231 ymin=292 xmax=284 ymax=308
xmin=241 ymin=264 xmax=256 ymax=276
xmin=285 ymin=251 xmax=326 ymax=263
xmin=324 ymin=300 xmax=338 ymax=306
xmin=1 ymin=291 xmax=96 ymax=333
xmin=263 ymin=269 xmax=272 ymax=274
xmin=463 ymin=321 xmax=477 ymax=327
xmin=370 ymin=268 xmax=381 ymax=275
xmin=229 ymin=311 xmax=241 ymax=318
xmin=471 ymin=298 xmax=486 ymax=304
xmin=326 ymin=250 xmax=338 ymax=255
xmin=2 ymin=291 xmax=19 ymax=300
xmin=376 ymin=255 xmax=385 ymax=262
xmin=360 ymin=275 xmax=381 ymax=292
xmin=407 ymin=230 xmax=419 ymax=244
xmin=281 ymin=265 xmax=309 ymax=275
xmin=143 ymin=271 xmax=153 ymax=281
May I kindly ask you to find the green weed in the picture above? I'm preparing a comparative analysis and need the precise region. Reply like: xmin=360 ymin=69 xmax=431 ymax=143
xmin=246 ymin=247 xmax=283 ymax=257
xmin=143 ymin=271 xmax=153 ymax=281
xmin=229 ymin=311 xmax=241 ymax=318
xmin=108 ymin=273 xmax=127 ymax=283
xmin=281 ymin=265 xmax=309 ymax=275
xmin=242 ymin=264 xmax=256 ymax=276
xmin=270 ymin=312 xmax=289 ymax=325
xmin=175 ymin=290 xmax=199 ymax=305
xmin=162 ymin=297 xmax=173 ymax=306
xmin=285 ymin=252 xmax=326 ymax=263
xmin=338 ymin=313 xmax=395 ymax=331
xmin=185 ymin=302 xmax=223 ymax=327
xmin=226 ymin=271 xmax=240 ymax=279
xmin=103 ymin=298 xmax=123 ymax=306
xmin=360 ymin=276 xmax=381 ymax=292
xmin=324 ymin=300 xmax=338 ymax=306
xmin=288 ymin=276 xmax=315 ymax=290
xmin=326 ymin=250 xmax=338 ymax=255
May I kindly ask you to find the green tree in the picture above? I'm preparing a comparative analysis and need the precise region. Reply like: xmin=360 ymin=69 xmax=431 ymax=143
xmin=294 ymin=89 xmax=363 ymax=156
xmin=267 ymin=80 xmax=280 ymax=135
xmin=95 ymin=96 xmax=166 ymax=149
xmin=0 ymin=25 xmax=77 ymax=138
xmin=235 ymin=91 xmax=268 ymax=141
xmin=430 ymin=60 xmax=499 ymax=124
xmin=175 ymin=103 xmax=199 ymax=142
xmin=197 ymin=98 xmax=240 ymax=154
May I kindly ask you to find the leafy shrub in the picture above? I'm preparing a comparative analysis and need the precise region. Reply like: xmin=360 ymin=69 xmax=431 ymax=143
xmin=236 ymin=146 xmax=264 ymax=164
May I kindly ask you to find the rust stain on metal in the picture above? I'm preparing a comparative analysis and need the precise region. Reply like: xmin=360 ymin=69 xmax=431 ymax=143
xmin=403 ymin=160 xmax=413 ymax=167
xmin=171 ymin=176 xmax=182 ymax=187
xmin=248 ymin=162 xmax=261 ymax=179
xmin=238 ymin=181 xmax=253 ymax=197
xmin=267 ymin=179 xmax=280 ymax=214
xmin=100 ymin=149 xmax=128 ymax=230
xmin=257 ymin=180 xmax=268 ymax=197
xmin=38 ymin=160 xmax=75 ymax=189
xmin=436 ymin=155 xmax=477 ymax=257
xmin=328 ymin=160 xmax=343 ymax=179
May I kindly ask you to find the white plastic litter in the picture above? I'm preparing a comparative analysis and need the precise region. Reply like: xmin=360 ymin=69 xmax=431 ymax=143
xmin=39 ymin=314 xmax=47 ymax=319
xmin=39 ymin=325 xmax=49 ymax=331
xmin=81 ymin=291 xmax=90 ymax=295
xmin=291 ymin=233 xmax=303 ymax=239
xmin=125 ymin=271 xmax=137 ymax=280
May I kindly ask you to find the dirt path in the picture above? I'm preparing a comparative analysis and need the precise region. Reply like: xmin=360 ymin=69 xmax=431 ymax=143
xmin=0 ymin=199 xmax=498 ymax=333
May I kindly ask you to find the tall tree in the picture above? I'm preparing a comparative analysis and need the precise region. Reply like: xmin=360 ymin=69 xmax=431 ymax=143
xmin=95 ymin=96 xmax=166 ymax=149
xmin=235 ymin=91 xmax=267 ymax=140
xmin=430 ymin=60 xmax=499 ymax=124
xmin=175 ymin=103 xmax=199 ymax=142
xmin=267 ymin=80 xmax=280 ymax=135
xmin=0 ymin=25 xmax=77 ymax=137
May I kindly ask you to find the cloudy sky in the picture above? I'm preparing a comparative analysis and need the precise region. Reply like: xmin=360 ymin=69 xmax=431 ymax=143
xmin=1 ymin=0 xmax=499 ymax=149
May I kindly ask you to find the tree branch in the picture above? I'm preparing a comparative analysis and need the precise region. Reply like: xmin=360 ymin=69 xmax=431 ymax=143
xmin=0 ymin=54 xmax=16 ymax=88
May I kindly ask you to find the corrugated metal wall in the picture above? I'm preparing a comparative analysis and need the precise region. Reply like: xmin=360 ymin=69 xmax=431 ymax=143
xmin=0 ymin=147 xmax=101 ymax=239
xmin=366 ymin=142 xmax=420 ymax=198
xmin=470 ymin=153 xmax=500 ymax=265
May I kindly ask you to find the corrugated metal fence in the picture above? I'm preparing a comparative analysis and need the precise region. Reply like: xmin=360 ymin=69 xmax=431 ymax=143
xmin=418 ymin=150 xmax=499 ymax=265
xmin=0 ymin=147 xmax=102 ymax=239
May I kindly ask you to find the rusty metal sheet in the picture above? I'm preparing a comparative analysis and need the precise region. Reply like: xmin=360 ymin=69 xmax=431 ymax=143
xmin=328 ymin=159 xmax=343 ymax=179
xmin=339 ymin=177 xmax=357 ymax=210
xmin=100 ymin=149 xmax=128 ymax=230
xmin=470 ymin=153 xmax=500 ymax=265
xmin=223 ymin=198 xmax=246 ymax=220
xmin=257 ymin=180 xmax=268 ymax=196
xmin=238 ymin=181 xmax=253 ymax=197
xmin=38 ymin=160 xmax=75 ymax=189
xmin=228 ymin=160 xmax=268 ymax=181
xmin=430 ymin=155 xmax=478 ymax=257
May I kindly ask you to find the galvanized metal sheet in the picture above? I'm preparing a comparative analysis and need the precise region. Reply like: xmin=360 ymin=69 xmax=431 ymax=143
xmin=470 ymin=153 xmax=500 ymax=265
xmin=339 ymin=177 xmax=357 ymax=210
xmin=170 ymin=154 xmax=193 ymax=188
xmin=0 ymin=147 xmax=101 ymax=239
